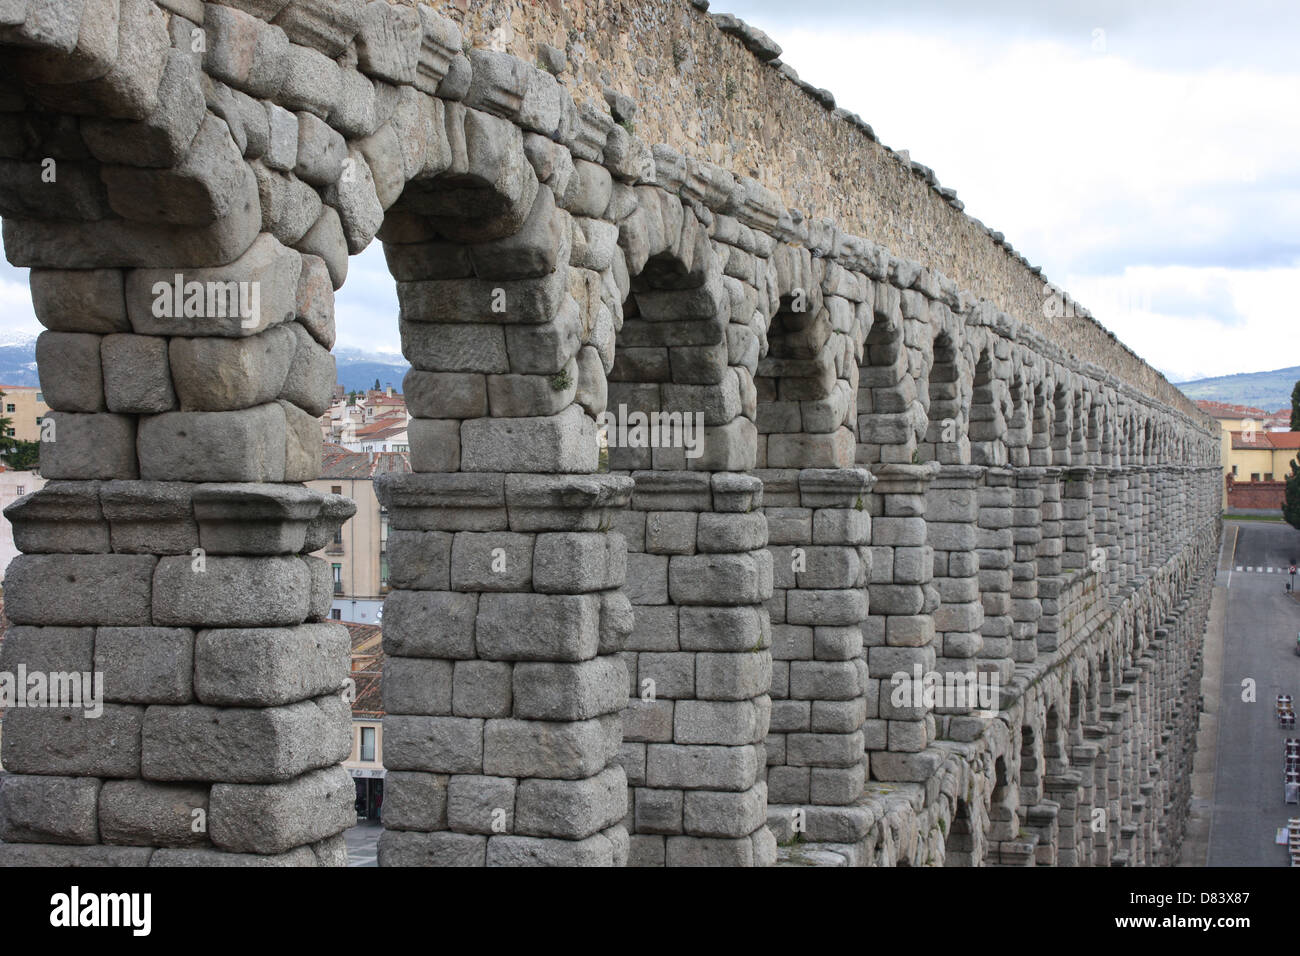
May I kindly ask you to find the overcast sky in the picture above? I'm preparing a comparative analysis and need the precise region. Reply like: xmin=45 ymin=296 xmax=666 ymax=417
xmin=2 ymin=1 xmax=1296 ymax=383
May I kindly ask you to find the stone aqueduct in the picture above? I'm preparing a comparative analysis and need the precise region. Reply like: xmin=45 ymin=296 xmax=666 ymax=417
xmin=0 ymin=0 xmax=1221 ymax=866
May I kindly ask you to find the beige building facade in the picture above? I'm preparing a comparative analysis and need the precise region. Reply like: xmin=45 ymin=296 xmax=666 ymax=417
xmin=307 ymin=446 xmax=410 ymax=624
xmin=0 ymin=386 xmax=50 ymax=443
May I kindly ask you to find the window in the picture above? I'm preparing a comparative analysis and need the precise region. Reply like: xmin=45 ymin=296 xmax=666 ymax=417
xmin=1251 ymin=473 xmax=1260 ymax=482
xmin=332 ymin=563 xmax=343 ymax=594
xmin=1232 ymin=465 xmax=1238 ymax=475
xmin=331 ymin=485 xmax=342 ymax=495
xmin=5 ymin=404 xmax=13 ymax=412
xmin=15 ymin=485 xmax=23 ymax=495
xmin=333 ymin=527 xmax=343 ymax=545
xmin=34 ymin=393 xmax=41 ymax=402
xmin=360 ymin=727 xmax=376 ymax=762
xmin=5 ymin=428 xmax=13 ymax=437
xmin=1265 ymin=473 xmax=1274 ymax=481
xmin=331 ymin=608 xmax=342 ymax=621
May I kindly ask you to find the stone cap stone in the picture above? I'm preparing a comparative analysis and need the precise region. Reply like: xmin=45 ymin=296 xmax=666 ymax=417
xmin=505 ymin=473 xmax=634 ymax=531
xmin=796 ymin=467 xmax=874 ymax=508
xmin=8 ymin=480 xmax=349 ymax=556
xmin=869 ymin=462 xmax=940 ymax=495
xmin=193 ymin=483 xmax=342 ymax=556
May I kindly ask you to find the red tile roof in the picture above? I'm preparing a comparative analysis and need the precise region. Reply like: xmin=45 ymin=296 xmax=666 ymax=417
xmin=1230 ymin=430 xmax=1300 ymax=450
xmin=319 ymin=443 xmax=411 ymax=478
xmin=1197 ymin=400 xmax=1276 ymax=420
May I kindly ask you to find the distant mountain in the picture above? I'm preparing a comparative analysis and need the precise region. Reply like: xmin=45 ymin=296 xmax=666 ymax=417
xmin=1176 ymin=365 xmax=1299 ymax=414
xmin=0 ymin=331 xmax=41 ymax=388
xmin=333 ymin=347 xmax=409 ymax=394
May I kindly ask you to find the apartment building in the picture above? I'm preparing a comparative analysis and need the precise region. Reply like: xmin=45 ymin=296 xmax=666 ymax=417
xmin=307 ymin=444 xmax=410 ymax=624
xmin=0 ymin=385 xmax=50 ymax=442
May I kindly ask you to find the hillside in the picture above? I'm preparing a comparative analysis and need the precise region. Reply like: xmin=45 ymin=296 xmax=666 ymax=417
xmin=333 ymin=349 xmax=410 ymax=394
xmin=1176 ymin=365 xmax=1299 ymax=414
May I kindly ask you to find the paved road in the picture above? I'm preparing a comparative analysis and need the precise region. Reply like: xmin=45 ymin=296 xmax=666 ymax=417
xmin=345 ymin=820 xmax=381 ymax=867
xmin=1208 ymin=520 xmax=1300 ymax=866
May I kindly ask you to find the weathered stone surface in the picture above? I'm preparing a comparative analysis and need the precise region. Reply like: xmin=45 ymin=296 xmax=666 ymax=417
xmin=138 ymin=404 xmax=288 ymax=482
xmin=142 ymin=695 xmax=349 ymax=783
xmin=168 ymin=325 xmax=296 ymax=411
xmin=125 ymin=233 xmax=301 ymax=338
xmin=102 ymin=114 xmax=251 ymax=227
xmin=210 ymin=766 xmax=353 ymax=854
xmin=194 ymin=623 xmax=348 ymax=706
xmin=102 ymin=333 xmax=176 ymax=413
xmin=4 ymin=554 xmax=154 ymax=625
xmin=1 ymin=705 xmax=143 ymax=778
xmin=95 ymin=627 xmax=195 ymax=704
xmin=152 ymin=554 xmax=310 ymax=627
xmin=98 ymin=780 xmax=210 ymax=847
xmin=39 ymin=411 xmax=138 ymax=480
xmin=0 ymin=775 xmax=100 ymax=845
xmin=29 ymin=268 xmax=129 ymax=334
xmin=278 ymin=322 xmax=336 ymax=415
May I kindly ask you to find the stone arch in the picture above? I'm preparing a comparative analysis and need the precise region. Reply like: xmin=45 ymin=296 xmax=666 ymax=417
xmin=1019 ymin=714 xmax=1044 ymax=810
xmin=1071 ymin=386 xmax=1089 ymax=463
xmin=968 ymin=345 xmax=1007 ymax=466
xmin=986 ymin=753 xmax=1019 ymax=855
xmin=757 ymin=242 xmax=856 ymax=469
xmin=1051 ymin=379 xmax=1072 ymax=466
xmin=1029 ymin=378 xmax=1052 ymax=467
xmin=605 ymin=186 xmax=779 ymax=866
xmin=944 ymin=796 xmax=981 ymax=866
xmin=922 ymin=328 xmax=965 ymax=464
xmin=0 ymin=0 xmax=1224 ymax=871
xmin=855 ymin=279 xmax=916 ymax=465
xmin=1004 ymin=369 xmax=1031 ymax=467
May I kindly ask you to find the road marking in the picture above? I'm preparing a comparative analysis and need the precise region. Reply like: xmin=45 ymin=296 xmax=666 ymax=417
xmin=1237 ymin=566 xmax=1244 ymax=572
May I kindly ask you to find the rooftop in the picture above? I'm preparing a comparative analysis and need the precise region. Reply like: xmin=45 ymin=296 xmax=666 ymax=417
xmin=1229 ymin=430 xmax=1300 ymax=451
xmin=319 ymin=444 xmax=412 ymax=479
xmin=1196 ymin=400 xmax=1278 ymax=421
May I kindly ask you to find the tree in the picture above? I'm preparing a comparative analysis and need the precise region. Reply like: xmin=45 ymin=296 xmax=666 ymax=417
xmin=5 ymin=441 xmax=39 ymax=471
xmin=1290 ymin=379 xmax=1300 ymax=430
xmin=1285 ymin=457 xmax=1300 ymax=530
xmin=374 ymin=378 xmax=381 ymax=390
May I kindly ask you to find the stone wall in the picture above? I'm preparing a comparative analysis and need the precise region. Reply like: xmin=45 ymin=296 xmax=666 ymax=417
xmin=0 ymin=0 xmax=1219 ymax=867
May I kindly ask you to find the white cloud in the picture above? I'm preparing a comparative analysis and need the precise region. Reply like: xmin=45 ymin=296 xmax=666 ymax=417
xmin=736 ymin=15 xmax=1300 ymax=381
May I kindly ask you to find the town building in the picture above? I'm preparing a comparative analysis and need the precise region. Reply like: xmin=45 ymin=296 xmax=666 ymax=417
xmin=342 ymin=620 xmax=385 ymax=822
xmin=307 ymin=444 xmax=410 ymax=624
xmin=320 ymin=388 xmax=411 ymax=452
xmin=0 ymin=385 xmax=50 ymax=442
xmin=1196 ymin=401 xmax=1300 ymax=509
